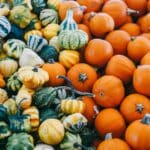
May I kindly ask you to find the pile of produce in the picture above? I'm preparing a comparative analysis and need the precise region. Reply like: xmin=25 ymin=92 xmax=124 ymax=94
xmin=0 ymin=0 xmax=150 ymax=149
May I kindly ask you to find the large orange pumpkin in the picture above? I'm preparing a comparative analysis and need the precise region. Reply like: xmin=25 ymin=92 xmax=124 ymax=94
xmin=120 ymin=94 xmax=150 ymax=123
xmin=95 ymin=108 xmax=126 ymax=138
xmin=82 ymin=12 xmax=93 ymax=27
xmin=105 ymin=30 xmax=131 ymax=55
xmin=133 ymin=65 xmax=150 ymax=96
xmin=141 ymin=33 xmax=150 ymax=40
xmin=84 ymin=39 xmax=113 ymax=67
xmin=141 ymin=52 xmax=150 ymax=65
xmin=105 ymin=55 xmax=136 ymax=84
xmin=147 ymin=0 xmax=150 ymax=12
xmin=0 ymin=74 xmax=5 ymax=88
xmin=67 ymin=63 xmax=97 ymax=92
xmin=92 ymin=75 xmax=125 ymax=108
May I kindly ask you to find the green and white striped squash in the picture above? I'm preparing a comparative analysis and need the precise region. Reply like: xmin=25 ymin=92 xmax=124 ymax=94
xmin=40 ymin=9 xmax=59 ymax=26
xmin=27 ymin=35 xmax=48 ymax=52
xmin=0 ymin=3 xmax=10 ymax=16
xmin=0 ymin=16 xmax=11 ymax=38
xmin=3 ymin=39 xmax=26 ymax=59
xmin=34 ymin=144 xmax=55 ymax=150
xmin=60 ymin=132 xmax=82 ymax=150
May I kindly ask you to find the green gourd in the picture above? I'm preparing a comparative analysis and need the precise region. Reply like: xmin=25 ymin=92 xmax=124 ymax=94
xmin=0 ymin=105 xmax=7 ymax=121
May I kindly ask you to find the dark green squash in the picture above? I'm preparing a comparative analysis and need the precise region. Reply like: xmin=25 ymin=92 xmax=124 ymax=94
xmin=0 ymin=105 xmax=7 ymax=121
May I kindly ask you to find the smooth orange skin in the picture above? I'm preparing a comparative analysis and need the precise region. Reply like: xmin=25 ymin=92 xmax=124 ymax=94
xmin=120 ymin=23 xmax=141 ymax=36
xmin=141 ymin=52 xmax=150 ymax=65
xmin=92 ymin=75 xmax=125 ymax=108
xmin=67 ymin=63 xmax=98 ymax=92
xmin=82 ymin=12 xmax=92 ymax=27
xmin=42 ymin=63 xmax=66 ymax=86
xmin=127 ymin=36 xmax=150 ymax=62
xmin=141 ymin=33 xmax=150 ymax=40
xmin=147 ymin=0 xmax=150 ymax=12
xmin=105 ymin=30 xmax=131 ymax=55
xmin=84 ymin=39 xmax=113 ymax=67
xmin=95 ymin=108 xmax=126 ymax=138
xmin=125 ymin=119 xmax=150 ymax=150
xmin=133 ymin=65 xmax=150 ymax=96
xmin=0 ymin=74 xmax=5 ymax=88
xmin=120 ymin=94 xmax=150 ymax=123
xmin=126 ymin=15 xmax=133 ymax=23
xmin=105 ymin=55 xmax=136 ymax=84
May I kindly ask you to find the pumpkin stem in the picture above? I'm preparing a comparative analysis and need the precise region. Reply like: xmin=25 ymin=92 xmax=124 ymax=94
xmin=127 ymin=8 xmax=139 ymax=15
xmin=88 ymin=12 xmax=96 ymax=21
xmin=141 ymin=114 xmax=150 ymax=125
xmin=79 ymin=73 xmax=88 ymax=82
xmin=32 ymin=66 xmax=39 ymax=72
xmin=47 ymin=59 xmax=55 ymax=64
xmin=136 ymin=104 xmax=144 ymax=114
xmin=105 ymin=133 xmax=113 ymax=140
xmin=93 ymin=106 xmax=99 ymax=119
xmin=70 ymin=6 xmax=87 ymax=12
xmin=131 ymin=36 xmax=136 ymax=41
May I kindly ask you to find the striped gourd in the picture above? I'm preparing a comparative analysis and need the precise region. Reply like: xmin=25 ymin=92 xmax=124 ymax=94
xmin=0 ymin=16 xmax=11 ymax=38
xmin=40 ymin=9 xmax=59 ymax=26
xmin=3 ymin=39 xmax=26 ymax=59
xmin=61 ymin=99 xmax=86 ymax=114
xmin=27 ymin=35 xmax=48 ymax=52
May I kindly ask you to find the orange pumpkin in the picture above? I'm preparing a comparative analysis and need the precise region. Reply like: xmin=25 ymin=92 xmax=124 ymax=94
xmin=92 ymin=75 xmax=125 ymax=108
xmin=0 ymin=74 xmax=5 ymax=88
xmin=127 ymin=36 xmax=150 ymax=62
xmin=147 ymin=0 xmax=150 ymax=12
xmin=141 ymin=52 xmax=150 ymax=65
xmin=126 ymin=15 xmax=133 ymax=23
xmin=105 ymin=30 xmax=131 ymax=55
xmin=89 ymin=12 xmax=115 ymax=37
xmin=67 ymin=63 xmax=97 ymax=92
xmin=133 ymin=65 xmax=150 ymax=96
xmin=120 ymin=23 xmax=141 ymax=36
xmin=82 ymin=12 xmax=93 ymax=27
xmin=95 ymin=108 xmax=126 ymax=138
xmin=120 ymin=94 xmax=150 ymax=123
xmin=42 ymin=62 xmax=66 ymax=86
xmin=141 ymin=33 xmax=150 ymax=40
xmin=84 ymin=39 xmax=113 ymax=67
xmin=105 ymin=55 xmax=136 ymax=84
xmin=125 ymin=114 xmax=150 ymax=150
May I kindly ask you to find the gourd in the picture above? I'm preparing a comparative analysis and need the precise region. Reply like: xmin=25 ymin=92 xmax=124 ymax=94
xmin=27 ymin=35 xmax=48 ymax=52
xmin=0 ymin=3 xmax=10 ymax=16
xmin=0 ymin=88 xmax=8 ymax=104
xmin=0 ymin=73 xmax=5 ymax=88
xmin=0 ymin=58 xmax=18 ymax=78
xmin=34 ymin=144 xmax=55 ymax=150
xmin=6 ymin=133 xmax=34 ymax=150
xmin=18 ymin=66 xmax=49 ymax=89
xmin=0 ymin=105 xmax=7 ymax=120
xmin=47 ymin=0 xmax=60 ymax=10
xmin=40 ymin=9 xmax=59 ymax=26
xmin=63 ymin=113 xmax=88 ymax=133
xmin=38 ymin=119 xmax=65 ymax=145
xmin=3 ymin=39 xmax=26 ymax=59
xmin=7 ymin=72 xmax=22 ymax=92
xmin=0 ymin=121 xmax=11 ymax=140
xmin=0 ymin=16 xmax=11 ymax=38
xmin=49 ymin=36 xmax=60 ymax=52
xmin=9 ymin=5 xmax=32 ymax=28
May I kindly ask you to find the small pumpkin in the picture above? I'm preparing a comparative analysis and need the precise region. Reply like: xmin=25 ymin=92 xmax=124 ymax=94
xmin=0 ymin=105 xmax=7 ymax=120
xmin=38 ymin=119 xmax=65 ymax=145
xmin=0 ymin=74 xmax=5 ymax=88
xmin=47 ymin=0 xmax=60 ymax=10
xmin=34 ymin=144 xmax=55 ymax=150
xmin=49 ymin=36 xmax=60 ymax=52
xmin=0 ymin=3 xmax=10 ymax=16
xmin=0 ymin=88 xmax=8 ymax=104
xmin=141 ymin=52 xmax=150 ymax=65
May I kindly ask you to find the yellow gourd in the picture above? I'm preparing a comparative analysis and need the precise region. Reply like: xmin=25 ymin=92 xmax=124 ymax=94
xmin=0 ymin=88 xmax=7 ymax=104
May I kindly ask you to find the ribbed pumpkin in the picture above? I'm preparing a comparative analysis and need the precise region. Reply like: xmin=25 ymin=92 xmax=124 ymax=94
xmin=0 ymin=88 xmax=7 ymax=104
xmin=38 ymin=119 xmax=65 ymax=145
xmin=141 ymin=52 xmax=150 ymax=65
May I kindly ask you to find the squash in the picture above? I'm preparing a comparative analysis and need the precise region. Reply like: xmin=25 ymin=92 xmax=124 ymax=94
xmin=0 ymin=3 xmax=10 ymax=16
xmin=6 ymin=133 xmax=34 ymax=150
xmin=0 ymin=105 xmax=7 ymax=120
xmin=9 ymin=5 xmax=32 ymax=28
xmin=18 ymin=66 xmax=49 ymax=89
xmin=40 ymin=9 xmax=59 ymax=26
xmin=0 ymin=58 xmax=18 ymax=78
xmin=49 ymin=36 xmax=60 ymax=52
xmin=0 ymin=73 xmax=5 ymax=88
xmin=3 ymin=39 xmax=26 ymax=59
xmin=0 ymin=121 xmax=11 ymax=140
xmin=34 ymin=144 xmax=55 ymax=150
xmin=0 ymin=88 xmax=8 ymax=104
xmin=27 ymin=35 xmax=48 ymax=52
xmin=38 ymin=119 xmax=65 ymax=145
xmin=63 ymin=113 xmax=88 ymax=133
xmin=0 ymin=16 xmax=11 ymax=38
xmin=47 ymin=0 xmax=60 ymax=10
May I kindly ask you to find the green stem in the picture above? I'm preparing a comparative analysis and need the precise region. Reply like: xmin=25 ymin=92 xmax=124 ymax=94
xmin=141 ymin=114 xmax=150 ymax=125
xmin=105 ymin=133 xmax=113 ymax=140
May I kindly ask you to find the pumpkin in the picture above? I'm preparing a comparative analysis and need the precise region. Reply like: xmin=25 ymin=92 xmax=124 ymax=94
xmin=49 ymin=36 xmax=60 ymax=52
xmin=9 ymin=5 xmax=32 ymax=28
xmin=47 ymin=0 xmax=60 ymax=10
xmin=82 ymin=12 xmax=93 ymax=27
xmin=23 ymin=106 xmax=40 ymax=132
xmin=92 ymin=75 xmax=125 ymax=107
xmin=125 ymin=114 xmax=150 ymax=150
xmin=6 ymin=133 xmax=34 ymax=150
xmin=0 ymin=16 xmax=11 ymax=38
xmin=34 ymin=144 xmax=55 ymax=150
xmin=120 ymin=94 xmax=150 ymax=123
xmin=127 ymin=36 xmax=150 ymax=62
xmin=105 ymin=55 xmax=136 ymax=84
xmin=0 ymin=88 xmax=8 ymax=104
xmin=3 ymin=39 xmax=26 ymax=59
xmin=67 ymin=63 xmax=97 ymax=92
xmin=59 ymin=50 xmax=80 ymax=69
xmin=33 ymin=87 xmax=57 ymax=109
xmin=97 ymin=133 xmax=131 ymax=150
xmin=42 ymin=23 xmax=60 ymax=40
xmin=133 ymin=65 xmax=150 ymax=96
xmin=19 ymin=48 xmax=44 ymax=67
xmin=0 ymin=74 xmax=5 ymax=88
xmin=95 ymin=108 xmax=126 ymax=138
xmin=85 ymin=39 xmax=113 ymax=67
xmin=0 ymin=3 xmax=10 ymax=16
xmin=63 ymin=113 xmax=88 ymax=133
xmin=38 ymin=119 xmax=65 ymax=145
xmin=40 ymin=9 xmax=59 ymax=26
xmin=105 ymin=30 xmax=131 ymax=55
xmin=141 ymin=52 xmax=150 ymax=65
xmin=18 ymin=66 xmax=49 ymax=89
xmin=42 ymin=61 xmax=66 ymax=86
xmin=0 ymin=121 xmax=11 ymax=140
xmin=0 ymin=105 xmax=7 ymax=120
xmin=89 ymin=12 xmax=115 ymax=37
xmin=27 ymin=35 xmax=48 ymax=52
